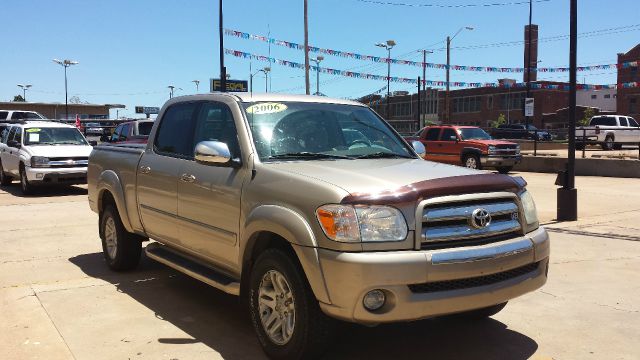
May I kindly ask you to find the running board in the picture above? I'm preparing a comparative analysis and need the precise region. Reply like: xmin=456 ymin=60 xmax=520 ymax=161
xmin=145 ymin=242 xmax=240 ymax=296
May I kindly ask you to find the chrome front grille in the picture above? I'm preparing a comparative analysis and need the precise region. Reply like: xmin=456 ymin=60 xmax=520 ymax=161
xmin=47 ymin=157 xmax=89 ymax=168
xmin=419 ymin=195 xmax=523 ymax=250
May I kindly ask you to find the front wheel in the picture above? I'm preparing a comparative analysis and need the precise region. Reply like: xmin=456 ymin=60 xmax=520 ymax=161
xmin=0 ymin=161 xmax=12 ymax=186
xmin=496 ymin=166 xmax=513 ymax=174
xmin=100 ymin=205 xmax=142 ymax=271
xmin=249 ymin=249 xmax=333 ymax=360
xmin=19 ymin=165 xmax=34 ymax=195
xmin=463 ymin=154 xmax=482 ymax=170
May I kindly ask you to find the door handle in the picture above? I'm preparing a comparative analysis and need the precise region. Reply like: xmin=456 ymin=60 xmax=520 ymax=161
xmin=180 ymin=173 xmax=196 ymax=183
xmin=139 ymin=166 xmax=151 ymax=174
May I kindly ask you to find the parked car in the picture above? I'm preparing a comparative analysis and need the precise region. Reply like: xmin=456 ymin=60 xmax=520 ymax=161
xmin=0 ymin=121 xmax=94 ymax=194
xmin=107 ymin=119 xmax=155 ymax=144
xmin=576 ymin=115 xmax=640 ymax=150
xmin=406 ymin=125 xmax=521 ymax=173
xmin=0 ymin=110 xmax=46 ymax=121
xmin=88 ymin=93 xmax=549 ymax=359
xmin=491 ymin=124 xmax=552 ymax=141
xmin=85 ymin=122 xmax=104 ymax=136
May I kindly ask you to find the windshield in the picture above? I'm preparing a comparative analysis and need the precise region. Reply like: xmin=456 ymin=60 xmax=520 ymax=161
xmin=459 ymin=128 xmax=492 ymax=140
xmin=23 ymin=127 xmax=88 ymax=146
xmin=138 ymin=122 xmax=154 ymax=136
xmin=242 ymin=101 xmax=414 ymax=161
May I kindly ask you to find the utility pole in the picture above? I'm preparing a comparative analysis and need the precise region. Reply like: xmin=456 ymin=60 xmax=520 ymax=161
xmin=558 ymin=0 xmax=578 ymax=221
xmin=219 ymin=0 xmax=227 ymax=92
xmin=311 ymin=56 xmax=324 ymax=95
xmin=17 ymin=84 xmax=32 ymax=101
xmin=192 ymin=80 xmax=200 ymax=93
xmin=52 ymin=59 xmax=79 ymax=120
xmin=422 ymin=50 xmax=432 ymax=127
xmin=417 ymin=76 xmax=421 ymax=131
xmin=525 ymin=0 xmax=533 ymax=133
xmin=446 ymin=36 xmax=451 ymax=123
xmin=304 ymin=0 xmax=310 ymax=95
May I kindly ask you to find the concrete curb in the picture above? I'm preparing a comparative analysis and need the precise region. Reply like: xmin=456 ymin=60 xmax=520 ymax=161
xmin=513 ymin=156 xmax=640 ymax=178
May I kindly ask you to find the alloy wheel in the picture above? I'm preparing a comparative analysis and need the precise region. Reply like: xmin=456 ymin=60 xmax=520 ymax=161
xmin=258 ymin=270 xmax=296 ymax=345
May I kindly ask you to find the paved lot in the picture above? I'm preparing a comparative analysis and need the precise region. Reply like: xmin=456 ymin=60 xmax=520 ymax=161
xmin=1 ymin=172 xmax=639 ymax=359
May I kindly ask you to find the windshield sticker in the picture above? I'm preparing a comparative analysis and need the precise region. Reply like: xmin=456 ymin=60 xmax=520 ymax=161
xmin=26 ymin=128 xmax=41 ymax=133
xmin=28 ymin=133 xmax=40 ymax=142
xmin=246 ymin=103 xmax=287 ymax=115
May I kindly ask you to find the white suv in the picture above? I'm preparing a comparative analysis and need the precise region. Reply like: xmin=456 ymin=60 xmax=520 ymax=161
xmin=0 ymin=110 xmax=46 ymax=121
xmin=0 ymin=121 xmax=93 ymax=194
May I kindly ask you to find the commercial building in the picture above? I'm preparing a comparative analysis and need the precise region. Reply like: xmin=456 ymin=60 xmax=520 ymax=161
xmin=0 ymin=102 xmax=125 ymax=120
xmin=617 ymin=44 xmax=640 ymax=119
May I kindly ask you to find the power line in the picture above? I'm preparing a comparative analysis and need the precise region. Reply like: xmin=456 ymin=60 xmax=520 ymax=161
xmin=354 ymin=0 xmax=551 ymax=8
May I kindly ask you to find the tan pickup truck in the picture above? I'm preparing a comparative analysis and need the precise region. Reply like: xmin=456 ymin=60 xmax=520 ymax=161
xmin=88 ymin=93 xmax=549 ymax=360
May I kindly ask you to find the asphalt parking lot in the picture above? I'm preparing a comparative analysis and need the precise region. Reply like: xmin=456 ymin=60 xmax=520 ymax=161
xmin=1 ymin=172 xmax=639 ymax=360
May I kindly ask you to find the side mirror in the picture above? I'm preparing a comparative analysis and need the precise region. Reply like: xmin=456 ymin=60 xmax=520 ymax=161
xmin=194 ymin=141 xmax=232 ymax=165
xmin=7 ymin=140 xmax=20 ymax=148
xmin=411 ymin=140 xmax=426 ymax=158
xmin=450 ymin=135 xmax=459 ymax=142
xmin=89 ymin=140 xmax=98 ymax=146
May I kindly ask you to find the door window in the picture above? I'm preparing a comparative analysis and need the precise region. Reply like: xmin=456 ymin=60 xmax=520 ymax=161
xmin=424 ymin=128 xmax=441 ymax=141
xmin=629 ymin=118 xmax=639 ymax=127
xmin=0 ymin=111 xmax=8 ymax=120
xmin=12 ymin=127 xmax=22 ymax=144
xmin=193 ymin=102 xmax=240 ymax=158
xmin=120 ymin=124 xmax=131 ymax=141
xmin=619 ymin=117 xmax=629 ymax=127
xmin=439 ymin=128 xmax=458 ymax=142
xmin=111 ymin=125 xmax=123 ymax=142
xmin=154 ymin=102 xmax=199 ymax=158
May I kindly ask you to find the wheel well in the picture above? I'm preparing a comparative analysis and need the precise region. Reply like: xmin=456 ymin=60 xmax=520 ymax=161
xmin=99 ymin=190 xmax=116 ymax=213
xmin=240 ymin=231 xmax=297 ymax=299
xmin=460 ymin=149 xmax=481 ymax=162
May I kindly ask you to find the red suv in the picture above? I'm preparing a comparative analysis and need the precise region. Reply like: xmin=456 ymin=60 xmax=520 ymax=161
xmin=406 ymin=125 xmax=521 ymax=173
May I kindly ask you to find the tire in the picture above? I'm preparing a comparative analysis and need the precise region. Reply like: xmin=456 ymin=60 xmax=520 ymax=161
xmin=19 ymin=165 xmax=34 ymax=195
xmin=99 ymin=204 xmax=142 ymax=271
xmin=463 ymin=154 xmax=482 ymax=170
xmin=601 ymin=135 xmax=614 ymax=151
xmin=249 ymin=249 xmax=333 ymax=360
xmin=0 ymin=161 xmax=12 ymax=186
xmin=455 ymin=302 xmax=508 ymax=320
xmin=575 ymin=143 xmax=585 ymax=151
xmin=496 ymin=166 xmax=512 ymax=174
xmin=613 ymin=144 xmax=623 ymax=150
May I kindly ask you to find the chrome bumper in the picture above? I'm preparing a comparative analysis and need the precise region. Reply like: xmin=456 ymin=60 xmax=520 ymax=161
xmin=25 ymin=166 xmax=87 ymax=184
xmin=480 ymin=155 xmax=521 ymax=167
xmin=317 ymin=227 xmax=549 ymax=324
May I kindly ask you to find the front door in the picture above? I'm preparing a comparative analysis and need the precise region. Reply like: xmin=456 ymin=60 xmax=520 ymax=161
xmin=5 ymin=127 xmax=22 ymax=175
xmin=421 ymin=127 xmax=442 ymax=162
xmin=435 ymin=128 xmax=460 ymax=164
xmin=137 ymin=102 xmax=199 ymax=246
xmin=177 ymin=101 xmax=246 ymax=270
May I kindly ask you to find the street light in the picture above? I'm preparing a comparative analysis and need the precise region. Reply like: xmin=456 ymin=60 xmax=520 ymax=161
xmin=250 ymin=67 xmax=270 ymax=93
xmin=375 ymin=40 xmax=396 ymax=119
xmin=52 ymin=59 xmax=79 ymax=120
xmin=192 ymin=80 xmax=200 ymax=93
xmin=17 ymin=84 xmax=32 ymax=101
xmin=445 ymin=26 xmax=473 ymax=123
xmin=310 ymin=55 xmax=324 ymax=95
xmin=168 ymin=85 xmax=182 ymax=99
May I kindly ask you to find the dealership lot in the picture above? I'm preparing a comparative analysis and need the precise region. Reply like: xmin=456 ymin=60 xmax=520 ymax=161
xmin=1 ymin=172 xmax=639 ymax=360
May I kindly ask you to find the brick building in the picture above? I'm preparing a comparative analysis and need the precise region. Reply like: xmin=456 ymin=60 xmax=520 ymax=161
xmin=0 ymin=102 xmax=124 ymax=120
xmin=617 ymin=44 xmax=640 ymax=119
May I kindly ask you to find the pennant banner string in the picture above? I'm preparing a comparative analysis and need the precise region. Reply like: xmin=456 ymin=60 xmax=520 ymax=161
xmin=225 ymin=49 xmax=637 ymax=90
xmin=225 ymin=29 xmax=639 ymax=73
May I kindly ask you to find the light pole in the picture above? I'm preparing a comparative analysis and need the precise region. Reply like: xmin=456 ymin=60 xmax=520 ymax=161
xmin=168 ymin=85 xmax=181 ymax=99
xmin=250 ymin=67 xmax=271 ymax=93
xmin=310 ymin=55 xmax=324 ymax=95
xmin=445 ymin=26 xmax=473 ymax=123
xmin=192 ymin=80 xmax=200 ymax=93
xmin=17 ymin=84 xmax=32 ymax=101
xmin=52 ymin=59 xmax=79 ymax=120
xmin=375 ymin=40 xmax=396 ymax=119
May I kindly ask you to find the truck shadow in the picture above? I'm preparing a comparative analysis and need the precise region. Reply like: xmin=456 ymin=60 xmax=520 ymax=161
xmin=69 ymin=252 xmax=538 ymax=360
xmin=0 ymin=183 xmax=87 ymax=198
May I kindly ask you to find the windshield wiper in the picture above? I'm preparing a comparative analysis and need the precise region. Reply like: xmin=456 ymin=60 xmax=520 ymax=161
xmin=354 ymin=152 xmax=414 ymax=159
xmin=268 ymin=152 xmax=351 ymax=160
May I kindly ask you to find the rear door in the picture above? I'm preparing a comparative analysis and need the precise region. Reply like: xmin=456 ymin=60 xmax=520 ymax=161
xmin=4 ymin=127 xmax=22 ymax=175
xmin=421 ymin=127 xmax=442 ymax=161
xmin=437 ymin=128 xmax=461 ymax=164
xmin=137 ymin=102 xmax=199 ymax=246
xmin=177 ymin=100 xmax=246 ymax=269
xmin=0 ymin=127 xmax=16 ymax=172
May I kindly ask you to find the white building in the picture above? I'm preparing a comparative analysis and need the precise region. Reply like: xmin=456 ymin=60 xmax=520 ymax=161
xmin=576 ymin=89 xmax=616 ymax=112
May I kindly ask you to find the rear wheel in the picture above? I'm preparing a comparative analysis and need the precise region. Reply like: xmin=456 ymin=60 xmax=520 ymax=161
xmin=249 ymin=249 xmax=333 ymax=360
xmin=0 ymin=161 xmax=12 ymax=186
xmin=496 ymin=166 xmax=513 ymax=174
xmin=100 ymin=204 xmax=142 ymax=271
xmin=463 ymin=154 xmax=481 ymax=170
xmin=601 ymin=135 xmax=614 ymax=150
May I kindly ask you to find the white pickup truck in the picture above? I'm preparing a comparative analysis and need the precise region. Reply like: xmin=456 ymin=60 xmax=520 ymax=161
xmin=576 ymin=115 xmax=640 ymax=150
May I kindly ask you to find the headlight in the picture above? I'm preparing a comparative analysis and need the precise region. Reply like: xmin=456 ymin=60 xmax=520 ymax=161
xmin=30 ymin=156 xmax=50 ymax=168
xmin=519 ymin=190 xmax=539 ymax=231
xmin=316 ymin=205 xmax=408 ymax=243
xmin=488 ymin=145 xmax=497 ymax=155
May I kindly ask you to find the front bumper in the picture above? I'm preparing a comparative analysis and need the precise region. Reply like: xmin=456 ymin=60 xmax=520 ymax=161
xmin=480 ymin=155 xmax=521 ymax=167
xmin=317 ymin=227 xmax=549 ymax=324
xmin=25 ymin=166 xmax=87 ymax=185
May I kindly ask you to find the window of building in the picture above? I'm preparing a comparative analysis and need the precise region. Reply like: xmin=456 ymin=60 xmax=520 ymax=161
xmin=452 ymin=96 xmax=481 ymax=113
xmin=487 ymin=96 xmax=493 ymax=110
xmin=591 ymin=94 xmax=597 ymax=99
xmin=630 ymin=98 xmax=637 ymax=114
xmin=604 ymin=94 xmax=611 ymax=99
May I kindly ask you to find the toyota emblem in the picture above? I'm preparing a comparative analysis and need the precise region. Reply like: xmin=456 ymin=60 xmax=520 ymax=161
xmin=470 ymin=208 xmax=492 ymax=229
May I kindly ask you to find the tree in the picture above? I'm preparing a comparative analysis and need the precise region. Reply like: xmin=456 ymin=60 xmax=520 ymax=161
xmin=69 ymin=96 xmax=82 ymax=104
xmin=492 ymin=113 xmax=507 ymax=128
xmin=13 ymin=95 xmax=25 ymax=102
xmin=579 ymin=107 xmax=595 ymax=127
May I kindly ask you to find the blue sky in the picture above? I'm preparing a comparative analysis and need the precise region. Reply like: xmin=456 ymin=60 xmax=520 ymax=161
xmin=2 ymin=0 xmax=639 ymax=118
